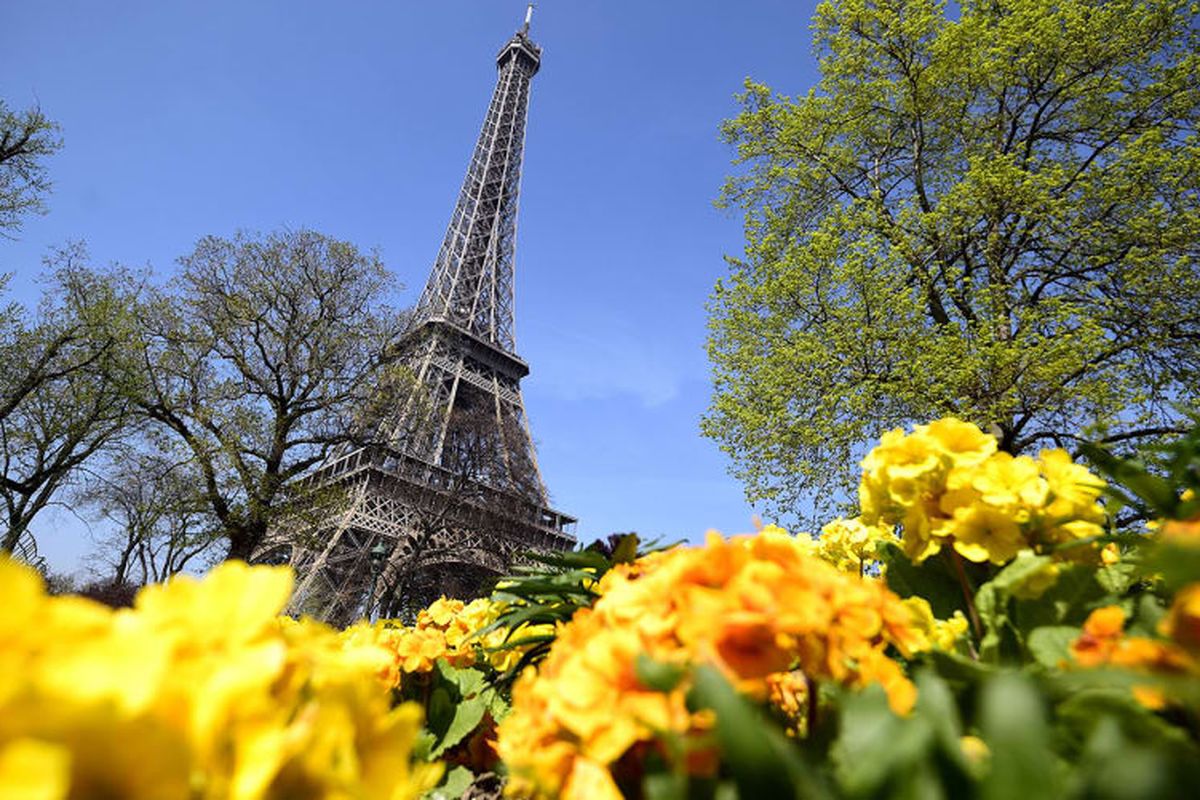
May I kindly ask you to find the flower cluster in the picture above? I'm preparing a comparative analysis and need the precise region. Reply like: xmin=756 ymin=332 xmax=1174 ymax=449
xmin=1070 ymin=586 xmax=1200 ymax=709
xmin=0 ymin=558 xmax=441 ymax=799
xmin=859 ymin=418 xmax=1107 ymax=564
xmin=347 ymin=596 xmax=553 ymax=687
xmin=496 ymin=529 xmax=926 ymax=800
xmin=903 ymin=596 xmax=971 ymax=653
xmin=813 ymin=516 xmax=896 ymax=575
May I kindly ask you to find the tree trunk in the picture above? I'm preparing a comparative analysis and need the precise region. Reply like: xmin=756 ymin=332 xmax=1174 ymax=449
xmin=225 ymin=526 xmax=263 ymax=562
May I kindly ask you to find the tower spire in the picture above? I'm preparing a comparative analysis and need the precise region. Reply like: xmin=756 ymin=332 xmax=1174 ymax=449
xmin=523 ymin=3 xmax=534 ymax=34
xmin=410 ymin=8 xmax=541 ymax=352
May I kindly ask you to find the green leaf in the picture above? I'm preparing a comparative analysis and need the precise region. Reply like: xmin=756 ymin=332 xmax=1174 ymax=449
xmin=832 ymin=672 xmax=972 ymax=799
xmin=833 ymin=684 xmax=933 ymax=795
xmin=642 ymin=772 xmax=688 ymax=800
xmin=487 ymin=690 xmax=510 ymax=720
xmin=690 ymin=665 xmax=827 ymax=800
xmin=611 ymin=533 xmax=640 ymax=564
xmin=913 ymin=669 xmax=967 ymax=761
xmin=974 ymin=583 xmax=1009 ymax=662
xmin=435 ymin=661 xmax=485 ymax=698
xmin=427 ymin=686 xmax=454 ymax=740
xmin=879 ymin=542 xmax=966 ymax=619
xmin=1145 ymin=540 xmax=1200 ymax=594
xmin=1130 ymin=593 xmax=1168 ymax=636
xmin=491 ymin=579 xmax=595 ymax=599
xmin=635 ymin=653 xmax=688 ymax=693
xmin=1055 ymin=688 xmax=1192 ymax=756
xmin=978 ymin=673 xmax=1059 ymax=800
xmin=1026 ymin=626 xmax=1079 ymax=669
xmin=1012 ymin=564 xmax=1105 ymax=630
xmin=412 ymin=728 xmax=437 ymax=762
xmin=1079 ymin=443 xmax=1180 ymax=516
xmin=473 ymin=603 xmax=570 ymax=639
xmin=926 ymin=648 xmax=996 ymax=685
xmin=1094 ymin=562 xmax=1139 ymax=597
xmin=426 ymin=765 xmax=475 ymax=800
xmin=991 ymin=551 xmax=1054 ymax=594
xmin=1071 ymin=718 xmax=1171 ymax=800
xmin=429 ymin=694 xmax=488 ymax=758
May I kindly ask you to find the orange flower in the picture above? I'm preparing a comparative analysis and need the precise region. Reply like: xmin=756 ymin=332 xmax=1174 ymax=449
xmin=497 ymin=529 xmax=923 ymax=798
xmin=1160 ymin=583 xmax=1200 ymax=654
xmin=1070 ymin=606 xmax=1126 ymax=667
xmin=1070 ymin=603 xmax=1199 ymax=712
xmin=392 ymin=627 xmax=447 ymax=673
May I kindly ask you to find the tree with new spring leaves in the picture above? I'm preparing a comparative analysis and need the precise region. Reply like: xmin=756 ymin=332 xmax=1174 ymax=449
xmin=0 ymin=100 xmax=61 ymax=236
xmin=122 ymin=229 xmax=407 ymax=561
xmin=0 ymin=247 xmax=137 ymax=552
xmin=704 ymin=0 xmax=1200 ymax=523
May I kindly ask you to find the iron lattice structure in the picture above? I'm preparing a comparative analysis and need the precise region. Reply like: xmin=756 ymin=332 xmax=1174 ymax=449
xmin=256 ymin=13 xmax=576 ymax=625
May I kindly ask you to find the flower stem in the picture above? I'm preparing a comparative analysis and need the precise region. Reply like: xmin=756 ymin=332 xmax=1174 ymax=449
xmin=805 ymin=675 xmax=818 ymax=738
xmin=948 ymin=549 xmax=983 ymax=658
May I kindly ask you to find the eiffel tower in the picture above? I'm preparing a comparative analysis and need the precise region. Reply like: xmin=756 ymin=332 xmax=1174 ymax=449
xmin=259 ymin=7 xmax=576 ymax=624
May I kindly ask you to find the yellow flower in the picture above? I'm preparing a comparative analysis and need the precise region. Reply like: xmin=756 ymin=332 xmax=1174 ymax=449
xmin=562 ymin=756 xmax=624 ymax=800
xmin=923 ymin=417 xmax=998 ymax=466
xmin=962 ymin=452 xmax=1048 ymax=511
xmin=1039 ymin=448 xmax=1105 ymax=514
xmin=1161 ymin=515 xmax=1200 ymax=544
xmin=902 ymin=597 xmax=967 ymax=653
xmin=817 ymin=517 xmax=895 ymax=574
xmin=951 ymin=504 xmax=1025 ymax=565
xmin=766 ymin=670 xmax=809 ymax=737
xmin=857 ymin=420 xmax=1108 ymax=567
xmin=1069 ymin=603 xmax=1200 ymax=712
xmin=860 ymin=427 xmax=944 ymax=522
xmin=0 ymin=738 xmax=70 ymax=800
xmin=0 ymin=558 xmax=441 ymax=800
xmin=960 ymin=735 xmax=990 ymax=770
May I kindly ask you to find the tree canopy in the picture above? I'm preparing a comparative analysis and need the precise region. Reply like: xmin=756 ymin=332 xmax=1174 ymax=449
xmin=0 ymin=247 xmax=137 ymax=552
xmin=123 ymin=229 xmax=405 ymax=560
xmin=0 ymin=100 xmax=61 ymax=236
xmin=705 ymin=0 xmax=1200 ymax=523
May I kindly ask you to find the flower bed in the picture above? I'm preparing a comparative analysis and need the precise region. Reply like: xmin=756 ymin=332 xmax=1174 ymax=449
xmin=4 ymin=418 xmax=1199 ymax=799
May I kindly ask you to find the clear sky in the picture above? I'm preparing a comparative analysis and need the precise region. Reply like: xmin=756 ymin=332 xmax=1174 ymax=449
xmin=2 ymin=1 xmax=823 ymax=574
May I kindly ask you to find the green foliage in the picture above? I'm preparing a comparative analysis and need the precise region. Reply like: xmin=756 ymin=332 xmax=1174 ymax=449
xmin=0 ymin=245 xmax=138 ymax=552
xmin=689 ymin=665 xmax=826 ymax=800
xmin=481 ymin=534 xmax=643 ymax=686
xmin=877 ymin=541 xmax=967 ymax=619
xmin=0 ymin=98 xmax=61 ymax=235
xmin=422 ymin=661 xmax=506 ymax=759
xmin=832 ymin=672 xmax=973 ymax=799
xmin=1082 ymin=411 xmax=1200 ymax=522
xmin=705 ymin=0 xmax=1200 ymax=524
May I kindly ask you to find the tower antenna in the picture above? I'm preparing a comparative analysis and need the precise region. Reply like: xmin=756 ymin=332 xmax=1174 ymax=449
xmin=522 ymin=3 xmax=534 ymax=34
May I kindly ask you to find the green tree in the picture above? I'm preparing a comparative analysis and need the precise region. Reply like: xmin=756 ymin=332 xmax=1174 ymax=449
xmin=0 ymin=245 xmax=137 ymax=551
xmin=125 ymin=229 xmax=406 ymax=561
xmin=705 ymin=0 xmax=1200 ymax=523
xmin=0 ymin=100 xmax=61 ymax=235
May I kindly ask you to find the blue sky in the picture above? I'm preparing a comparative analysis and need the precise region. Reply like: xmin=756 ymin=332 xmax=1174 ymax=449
xmin=2 ymin=1 xmax=823 ymax=574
